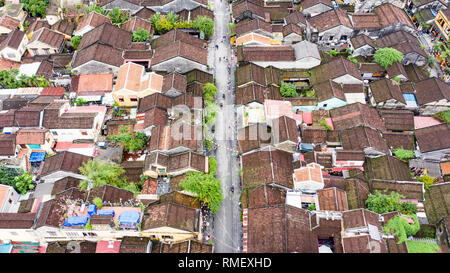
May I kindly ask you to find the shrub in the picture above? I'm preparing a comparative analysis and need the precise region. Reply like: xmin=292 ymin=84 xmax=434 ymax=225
xmin=193 ymin=16 xmax=214 ymax=38
xmin=384 ymin=214 xmax=420 ymax=244
xmin=93 ymin=197 xmax=102 ymax=209
xmin=132 ymin=28 xmax=150 ymax=42
xmin=373 ymin=48 xmax=404 ymax=68
xmin=366 ymin=190 xmax=417 ymax=214
xmin=70 ymin=36 xmax=82 ymax=49
xmin=393 ymin=148 xmax=415 ymax=161
xmin=418 ymin=175 xmax=435 ymax=190
xmin=280 ymin=81 xmax=298 ymax=97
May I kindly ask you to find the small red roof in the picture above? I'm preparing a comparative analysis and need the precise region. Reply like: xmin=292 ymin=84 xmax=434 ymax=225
xmin=303 ymin=112 xmax=313 ymax=125
xmin=41 ymin=87 xmax=65 ymax=96
xmin=95 ymin=241 xmax=121 ymax=253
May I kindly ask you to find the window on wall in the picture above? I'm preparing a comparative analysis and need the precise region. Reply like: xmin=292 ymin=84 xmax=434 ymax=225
xmin=47 ymin=231 xmax=57 ymax=236
xmin=44 ymin=48 xmax=50 ymax=55
xmin=162 ymin=235 xmax=173 ymax=240
xmin=130 ymin=98 xmax=138 ymax=102
xmin=32 ymin=49 xmax=38 ymax=55
xmin=119 ymin=98 xmax=124 ymax=102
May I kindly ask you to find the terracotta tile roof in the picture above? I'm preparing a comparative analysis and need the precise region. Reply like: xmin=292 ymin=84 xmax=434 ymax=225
xmin=383 ymin=132 xmax=415 ymax=150
xmin=119 ymin=236 xmax=150 ymax=253
xmin=340 ymin=125 xmax=389 ymax=154
xmin=78 ymin=22 xmax=132 ymax=51
xmin=142 ymin=202 xmax=198 ymax=232
xmin=272 ymin=115 xmax=299 ymax=144
xmin=161 ymin=72 xmax=187 ymax=94
xmin=27 ymin=19 xmax=50 ymax=35
xmin=373 ymin=3 xmax=414 ymax=28
xmin=0 ymin=133 xmax=15 ymax=155
xmin=86 ymin=184 xmax=134 ymax=203
xmin=123 ymin=49 xmax=152 ymax=59
xmin=414 ymin=77 xmax=450 ymax=105
xmin=350 ymin=13 xmax=381 ymax=29
xmin=235 ymin=18 xmax=273 ymax=37
xmin=0 ymin=15 xmax=19 ymax=30
xmin=330 ymin=103 xmax=386 ymax=131
xmin=14 ymin=105 xmax=43 ymax=127
xmin=375 ymin=30 xmax=426 ymax=58
xmin=380 ymin=110 xmax=414 ymax=131
xmin=370 ymin=78 xmax=406 ymax=104
xmin=317 ymin=187 xmax=348 ymax=211
xmin=73 ymin=42 xmax=124 ymax=68
xmin=74 ymin=12 xmax=112 ymax=34
xmin=71 ymin=74 xmax=113 ymax=95
xmin=242 ymin=184 xmax=286 ymax=209
xmin=386 ymin=62 xmax=408 ymax=78
xmin=232 ymin=0 xmax=265 ymax=20
xmin=236 ymin=63 xmax=266 ymax=87
xmin=137 ymin=93 xmax=173 ymax=112
xmin=151 ymin=40 xmax=207 ymax=66
xmin=151 ymin=29 xmax=204 ymax=49
xmin=365 ymin=155 xmax=413 ymax=181
xmin=242 ymin=148 xmax=294 ymax=188
xmin=120 ymin=16 xmax=152 ymax=33
xmin=371 ymin=179 xmax=424 ymax=201
xmin=51 ymin=177 xmax=82 ymax=195
xmin=189 ymin=6 xmax=214 ymax=21
xmin=414 ymin=116 xmax=442 ymax=130
xmin=302 ymin=126 xmax=327 ymax=143
xmin=310 ymin=57 xmax=361 ymax=85
xmin=284 ymin=11 xmax=306 ymax=26
xmin=0 ymin=109 xmax=16 ymax=127
xmin=314 ymin=79 xmax=346 ymax=102
xmin=0 ymin=29 xmax=25 ymax=51
xmin=247 ymin=204 xmax=318 ymax=253
xmin=423 ymin=182 xmax=450 ymax=224
xmin=29 ymin=27 xmax=64 ymax=48
xmin=142 ymin=107 xmax=167 ymax=128
xmin=342 ymin=235 xmax=387 ymax=253
xmin=134 ymin=7 xmax=156 ymax=20
xmin=15 ymin=129 xmax=47 ymax=145
xmin=238 ymin=123 xmax=272 ymax=153
xmin=308 ymin=8 xmax=352 ymax=33
xmin=239 ymin=45 xmax=295 ymax=62
xmin=0 ymin=213 xmax=36 ymax=229
xmin=40 ymin=87 xmax=65 ymax=96
xmin=415 ymin=123 xmax=450 ymax=153
xmin=335 ymin=150 xmax=365 ymax=161
xmin=39 ymin=151 xmax=92 ymax=178
xmin=51 ymin=19 xmax=75 ymax=36
xmin=300 ymin=0 xmax=332 ymax=10
xmin=441 ymin=161 xmax=450 ymax=175
xmin=236 ymin=83 xmax=274 ymax=105
xmin=282 ymin=23 xmax=303 ymax=37
xmin=350 ymin=34 xmax=376 ymax=49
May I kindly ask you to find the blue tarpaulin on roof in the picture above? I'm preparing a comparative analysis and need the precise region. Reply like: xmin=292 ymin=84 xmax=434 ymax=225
xmin=0 ymin=243 xmax=12 ymax=253
xmin=29 ymin=152 xmax=46 ymax=162
xmin=98 ymin=210 xmax=115 ymax=217
xmin=118 ymin=211 xmax=140 ymax=226
xmin=62 ymin=216 xmax=89 ymax=227
xmin=87 ymin=204 xmax=97 ymax=216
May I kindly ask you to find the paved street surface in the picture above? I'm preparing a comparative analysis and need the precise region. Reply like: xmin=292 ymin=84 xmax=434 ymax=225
xmin=207 ymin=0 xmax=242 ymax=253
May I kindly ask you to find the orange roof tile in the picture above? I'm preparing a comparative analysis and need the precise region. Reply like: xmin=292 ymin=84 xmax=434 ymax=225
xmin=441 ymin=162 xmax=450 ymax=175
xmin=75 ymin=74 xmax=113 ymax=93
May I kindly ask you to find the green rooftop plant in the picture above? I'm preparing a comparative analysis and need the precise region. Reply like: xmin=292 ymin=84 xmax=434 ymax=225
xmin=280 ymin=81 xmax=298 ymax=97
xmin=418 ymin=175 xmax=435 ymax=190
xmin=366 ymin=190 xmax=417 ymax=215
xmin=92 ymin=197 xmax=103 ymax=209
xmin=319 ymin=119 xmax=332 ymax=131
xmin=374 ymin=48 xmax=404 ymax=68
xmin=393 ymin=148 xmax=415 ymax=161
xmin=383 ymin=214 xmax=420 ymax=244
xmin=132 ymin=28 xmax=150 ymax=42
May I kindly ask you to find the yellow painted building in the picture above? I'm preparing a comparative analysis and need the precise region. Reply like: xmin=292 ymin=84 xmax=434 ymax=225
xmin=435 ymin=9 xmax=450 ymax=41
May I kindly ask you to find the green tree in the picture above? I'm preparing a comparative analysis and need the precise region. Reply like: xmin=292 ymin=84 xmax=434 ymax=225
xmin=366 ymin=190 xmax=417 ymax=214
xmin=383 ymin=214 xmax=420 ymax=244
xmin=280 ymin=81 xmax=298 ymax=97
xmin=107 ymin=131 xmax=149 ymax=153
xmin=193 ymin=16 xmax=214 ymax=39
xmin=150 ymin=12 xmax=162 ymax=33
xmin=78 ymin=158 xmax=139 ymax=193
xmin=418 ymin=175 xmax=435 ymax=190
xmin=393 ymin=148 xmax=415 ymax=161
xmin=132 ymin=28 xmax=150 ymax=42
xmin=0 ymin=166 xmax=24 ymax=188
xmin=373 ymin=48 xmax=404 ymax=68
xmin=202 ymin=83 xmax=218 ymax=102
xmin=71 ymin=36 xmax=82 ymax=49
xmin=179 ymin=157 xmax=222 ymax=213
xmin=88 ymin=4 xmax=105 ymax=15
xmin=108 ymin=7 xmax=129 ymax=25
xmin=205 ymin=101 xmax=218 ymax=125
xmin=166 ymin=11 xmax=178 ymax=24
xmin=159 ymin=17 xmax=174 ymax=33
xmin=93 ymin=197 xmax=103 ymax=209
xmin=75 ymin=98 xmax=88 ymax=106
xmin=21 ymin=0 xmax=49 ymax=17
xmin=14 ymin=172 xmax=34 ymax=195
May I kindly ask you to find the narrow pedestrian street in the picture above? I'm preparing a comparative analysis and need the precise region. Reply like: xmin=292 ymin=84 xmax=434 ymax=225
xmin=206 ymin=0 xmax=242 ymax=253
